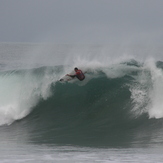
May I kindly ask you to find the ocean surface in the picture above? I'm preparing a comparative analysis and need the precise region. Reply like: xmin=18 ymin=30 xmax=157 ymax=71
xmin=1 ymin=43 xmax=163 ymax=162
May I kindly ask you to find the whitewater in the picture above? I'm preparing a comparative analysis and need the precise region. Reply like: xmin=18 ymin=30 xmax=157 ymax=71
xmin=1 ymin=43 xmax=163 ymax=162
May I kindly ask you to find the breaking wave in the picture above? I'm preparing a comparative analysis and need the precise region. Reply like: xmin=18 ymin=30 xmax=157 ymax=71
xmin=1 ymin=59 xmax=163 ymax=146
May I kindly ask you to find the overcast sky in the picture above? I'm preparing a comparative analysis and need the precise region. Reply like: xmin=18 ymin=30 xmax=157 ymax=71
xmin=0 ymin=0 xmax=163 ymax=44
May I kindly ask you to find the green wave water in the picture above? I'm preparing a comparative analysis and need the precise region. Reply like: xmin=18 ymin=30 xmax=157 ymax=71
xmin=1 ymin=61 xmax=163 ymax=147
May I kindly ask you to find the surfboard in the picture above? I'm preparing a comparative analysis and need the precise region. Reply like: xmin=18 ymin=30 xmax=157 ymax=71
xmin=59 ymin=75 xmax=74 ymax=82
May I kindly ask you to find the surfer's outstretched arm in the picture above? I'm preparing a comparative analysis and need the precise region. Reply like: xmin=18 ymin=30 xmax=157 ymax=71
xmin=66 ymin=68 xmax=85 ymax=81
xmin=66 ymin=74 xmax=76 ymax=78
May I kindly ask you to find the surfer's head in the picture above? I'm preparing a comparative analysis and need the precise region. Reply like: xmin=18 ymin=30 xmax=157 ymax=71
xmin=74 ymin=67 xmax=78 ymax=72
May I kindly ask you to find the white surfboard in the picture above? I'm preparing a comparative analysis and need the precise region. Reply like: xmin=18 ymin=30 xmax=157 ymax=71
xmin=59 ymin=75 xmax=74 ymax=82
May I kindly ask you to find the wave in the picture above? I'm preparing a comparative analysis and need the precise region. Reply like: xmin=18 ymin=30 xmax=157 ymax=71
xmin=1 ymin=59 xmax=163 ymax=145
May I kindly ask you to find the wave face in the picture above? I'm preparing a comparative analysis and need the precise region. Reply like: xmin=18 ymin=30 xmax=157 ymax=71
xmin=1 ymin=60 xmax=163 ymax=146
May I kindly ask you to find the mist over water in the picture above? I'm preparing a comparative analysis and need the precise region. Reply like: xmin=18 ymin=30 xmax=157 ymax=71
xmin=1 ymin=43 xmax=163 ymax=69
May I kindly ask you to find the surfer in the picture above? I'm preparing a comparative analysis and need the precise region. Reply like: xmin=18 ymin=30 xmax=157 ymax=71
xmin=66 ymin=67 xmax=85 ymax=81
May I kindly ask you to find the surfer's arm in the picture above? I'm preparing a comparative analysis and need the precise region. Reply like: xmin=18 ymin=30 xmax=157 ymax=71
xmin=66 ymin=74 xmax=76 ymax=78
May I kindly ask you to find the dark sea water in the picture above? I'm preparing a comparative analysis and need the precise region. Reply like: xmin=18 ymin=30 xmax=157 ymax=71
xmin=1 ymin=43 xmax=163 ymax=162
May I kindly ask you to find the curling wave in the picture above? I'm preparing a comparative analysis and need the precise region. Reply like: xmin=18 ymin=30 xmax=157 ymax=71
xmin=1 ymin=60 xmax=163 ymax=146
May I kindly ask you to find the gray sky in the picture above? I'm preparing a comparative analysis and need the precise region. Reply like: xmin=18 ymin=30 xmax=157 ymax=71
xmin=1 ymin=0 xmax=163 ymax=44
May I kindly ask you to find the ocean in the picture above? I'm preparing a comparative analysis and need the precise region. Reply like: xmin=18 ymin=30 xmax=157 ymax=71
xmin=0 ymin=43 xmax=163 ymax=162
